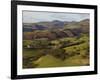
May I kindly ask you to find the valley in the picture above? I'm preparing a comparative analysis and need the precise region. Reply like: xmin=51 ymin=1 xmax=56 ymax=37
xmin=23 ymin=19 xmax=90 ymax=68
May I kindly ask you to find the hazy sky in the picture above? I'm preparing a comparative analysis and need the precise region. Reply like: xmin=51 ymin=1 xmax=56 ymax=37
xmin=23 ymin=11 xmax=89 ymax=23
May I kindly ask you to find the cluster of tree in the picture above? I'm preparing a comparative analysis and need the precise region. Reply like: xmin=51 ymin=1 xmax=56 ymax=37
xmin=49 ymin=49 xmax=67 ymax=60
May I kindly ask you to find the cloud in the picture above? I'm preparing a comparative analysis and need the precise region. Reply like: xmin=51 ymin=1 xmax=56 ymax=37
xmin=23 ymin=11 xmax=89 ymax=23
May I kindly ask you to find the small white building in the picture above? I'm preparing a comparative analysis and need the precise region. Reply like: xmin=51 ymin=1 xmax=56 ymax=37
xmin=27 ymin=45 xmax=31 ymax=48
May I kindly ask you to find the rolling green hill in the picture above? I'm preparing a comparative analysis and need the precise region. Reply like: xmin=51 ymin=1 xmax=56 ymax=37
xmin=23 ymin=19 xmax=90 ymax=69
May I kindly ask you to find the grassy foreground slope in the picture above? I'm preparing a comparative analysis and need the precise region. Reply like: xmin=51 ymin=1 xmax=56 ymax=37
xmin=32 ymin=54 xmax=89 ymax=68
xmin=34 ymin=55 xmax=63 ymax=68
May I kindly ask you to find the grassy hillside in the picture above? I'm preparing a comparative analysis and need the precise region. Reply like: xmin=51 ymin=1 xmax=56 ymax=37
xmin=34 ymin=55 xmax=63 ymax=68
xmin=23 ymin=19 xmax=90 ymax=69
xmin=23 ymin=33 xmax=89 ymax=68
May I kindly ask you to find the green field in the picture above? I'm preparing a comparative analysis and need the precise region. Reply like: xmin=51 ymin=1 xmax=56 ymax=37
xmin=23 ymin=34 xmax=89 ymax=68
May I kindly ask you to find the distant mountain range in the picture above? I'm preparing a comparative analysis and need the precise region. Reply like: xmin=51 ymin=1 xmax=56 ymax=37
xmin=23 ymin=20 xmax=76 ymax=31
xmin=23 ymin=19 xmax=89 ymax=40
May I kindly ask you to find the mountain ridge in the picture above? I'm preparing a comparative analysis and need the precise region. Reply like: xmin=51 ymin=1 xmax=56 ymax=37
xmin=23 ymin=19 xmax=89 ymax=31
xmin=23 ymin=19 xmax=89 ymax=40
